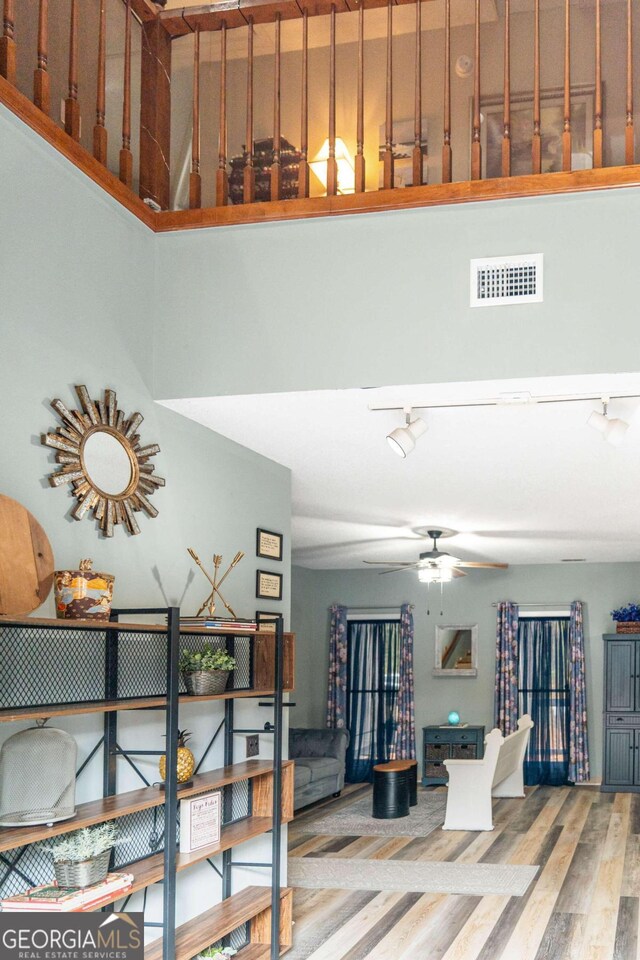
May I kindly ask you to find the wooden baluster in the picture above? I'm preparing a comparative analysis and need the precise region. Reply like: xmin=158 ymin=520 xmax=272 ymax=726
xmin=355 ymin=0 xmax=365 ymax=193
xmin=65 ymin=0 xmax=80 ymax=140
xmin=502 ymin=0 xmax=510 ymax=177
xmin=119 ymin=0 xmax=133 ymax=188
xmin=0 ymin=0 xmax=16 ymax=85
xmin=562 ymin=0 xmax=571 ymax=171
xmin=93 ymin=0 xmax=107 ymax=162
xmin=327 ymin=4 xmax=338 ymax=196
xmin=442 ymin=0 xmax=452 ymax=183
xmin=383 ymin=0 xmax=394 ymax=189
xmin=298 ymin=9 xmax=309 ymax=198
xmin=216 ymin=21 xmax=228 ymax=206
xmin=34 ymin=0 xmax=49 ymax=114
xmin=626 ymin=0 xmax=634 ymax=164
xmin=271 ymin=12 xmax=282 ymax=201
xmin=593 ymin=0 xmax=602 ymax=167
xmin=190 ymin=27 xmax=201 ymax=209
xmin=532 ymin=0 xmax=541 ymax=173
xmin=413 ymin=0 xmax=423 ymax=187
xmin=471 ymin=0 xmax=481 ymax=179
xmin=244 ymin=17 xmax=255 ymax=204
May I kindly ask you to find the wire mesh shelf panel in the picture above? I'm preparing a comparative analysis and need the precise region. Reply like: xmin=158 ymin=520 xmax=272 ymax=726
xmin=0 ymin=625 xmax=106 ymax=708
xmin=112 ymin=806 xmax=170 ymax=868
xmin=117 ymin=631 xmax=170 ymax=699
xmin=223 ymin=780 xmax=251 ymax=824
xmin=0 ymin=844 xmax=55 ymax=899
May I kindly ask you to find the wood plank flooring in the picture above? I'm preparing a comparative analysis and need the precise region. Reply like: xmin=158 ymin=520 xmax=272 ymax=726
xmin=287 ymin=784 xmax=640 ymax=960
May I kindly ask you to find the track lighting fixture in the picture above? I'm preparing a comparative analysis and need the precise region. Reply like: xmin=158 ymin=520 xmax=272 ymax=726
xmin=587 ymin=399 xmax=629 ymax=447
xmin=386 ymin=408 xmax=427 ymax=458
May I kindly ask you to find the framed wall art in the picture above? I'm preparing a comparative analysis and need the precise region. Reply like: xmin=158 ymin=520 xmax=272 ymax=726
xmin=256 ymin=570 xmax=283 ymax=601
xmin=478 ymin=84 xmax=594 ymax=180
xmin=256 ymin=610 xmax=281 ymax=634
xmin=256 ymin=528 xmax=283 ymax=562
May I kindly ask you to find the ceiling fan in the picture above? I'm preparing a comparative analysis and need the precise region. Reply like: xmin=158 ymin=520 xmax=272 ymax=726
xmin=363 ymin=529 xmax=508 ymax=583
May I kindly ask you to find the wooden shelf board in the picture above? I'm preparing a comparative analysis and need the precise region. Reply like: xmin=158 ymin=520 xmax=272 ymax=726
xmin=0 ymin=615 xmax=288 ymax=637
xmin=144 ymin=886 xmax=291 ymax=960
xmin=0 ymin=689 xmax=293 ymax=723
xmin=0 ymin=761 xmax=293 ymax=853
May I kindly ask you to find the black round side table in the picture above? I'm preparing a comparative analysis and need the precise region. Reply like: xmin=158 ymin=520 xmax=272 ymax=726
xmin=372 ymin=762 xmax=410 ymax=819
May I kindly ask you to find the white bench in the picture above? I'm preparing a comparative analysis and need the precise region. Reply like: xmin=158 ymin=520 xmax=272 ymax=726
xmin=442 ymin=715 xmax=534 ymax=831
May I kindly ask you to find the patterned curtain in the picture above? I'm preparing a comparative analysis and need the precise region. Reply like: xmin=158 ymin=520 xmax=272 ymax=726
xmin=495 ymin=601 xmax=519 ymax=735
xmin=568 ymin=601 xmax=590 ymax=783
xmin=391 ymin=604 xmax=416 ymax=760
xmin=326 ymin=604 xmax=348 ymax=729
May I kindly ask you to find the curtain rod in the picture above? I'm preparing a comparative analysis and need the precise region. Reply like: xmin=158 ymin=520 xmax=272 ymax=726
xmin=347 ymin=605 xmax=414 ymax=611
xmin=491 ymin=601 xmax=578 ymax=607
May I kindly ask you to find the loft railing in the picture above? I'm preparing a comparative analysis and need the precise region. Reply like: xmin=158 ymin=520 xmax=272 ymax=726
xmin=1 ymin=0 xmax=639 ymax=231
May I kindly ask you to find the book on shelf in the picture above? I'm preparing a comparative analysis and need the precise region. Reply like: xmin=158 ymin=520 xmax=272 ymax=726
xmin=1 ymin=873 xmax=133 ymax=912
xmin=179 ymin=616 xmax=258 ymax=631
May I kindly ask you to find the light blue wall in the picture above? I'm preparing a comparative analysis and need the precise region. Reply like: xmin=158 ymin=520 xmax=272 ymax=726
xmin=0 ymin=104 xmax=292 ymax=925
xmin=291 ymin=561 xmax=640 ymax=781
xmin=153 ymin=187 xmax=640 ymax=401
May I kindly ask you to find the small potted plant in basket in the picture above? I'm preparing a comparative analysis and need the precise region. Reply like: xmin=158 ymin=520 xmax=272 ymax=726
xmin=193 ymin=947 xmax=237 ymax=960
xmin=180 ymin=645 xmax=236 ymax=696
xmin=611 ymin=604 xmax=640 ymax=633
xmin=40 ymin=823 xmax=123 ymax=888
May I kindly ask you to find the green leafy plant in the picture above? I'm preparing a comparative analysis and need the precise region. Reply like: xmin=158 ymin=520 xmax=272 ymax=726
xmin=180 ymin=645 xmax=236 ymax=674
xmin=40 ymin=823 xmax=122 ymax=864
xmin=196 ymin=947 xmax=237 ymax=959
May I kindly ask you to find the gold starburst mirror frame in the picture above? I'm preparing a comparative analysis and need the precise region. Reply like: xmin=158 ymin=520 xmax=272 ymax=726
xmin=41 ymin=385 xmax=165 ymax=537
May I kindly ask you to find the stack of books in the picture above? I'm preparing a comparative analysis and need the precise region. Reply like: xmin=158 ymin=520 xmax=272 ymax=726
xmin=179 ymin=617 xmax=258 ymax=632
xmin=0 ymin=873 xmax=134 ymax=912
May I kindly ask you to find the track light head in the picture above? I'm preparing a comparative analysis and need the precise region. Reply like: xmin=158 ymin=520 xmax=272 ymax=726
xmin=587 ymin=400 xmax=629 ymax=447
xmin=386 ymin=410 xmax=427 ymax=458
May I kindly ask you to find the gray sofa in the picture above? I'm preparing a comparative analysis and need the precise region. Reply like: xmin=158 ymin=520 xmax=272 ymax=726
xmin=289 ymin=727 xmax=350 ymax=810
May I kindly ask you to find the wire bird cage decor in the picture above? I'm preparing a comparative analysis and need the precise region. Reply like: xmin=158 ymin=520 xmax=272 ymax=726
xmin=0 ymin=725 xmax=77 ymax=826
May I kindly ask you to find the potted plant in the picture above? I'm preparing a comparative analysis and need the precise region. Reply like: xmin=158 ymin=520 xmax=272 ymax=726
xmin=193 ymin=947 xmax=237 ymax=960
xmin=180 ymin=645 xmax=236 ymax=696
xmin=41 ymin=823 xmax=122 ymax=888
xmin=611 ymin=604 xmax=640 ymax=633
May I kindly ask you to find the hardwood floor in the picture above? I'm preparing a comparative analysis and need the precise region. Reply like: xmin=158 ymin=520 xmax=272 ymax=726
xmin=287 ymin=784 xmax=640 ymax=960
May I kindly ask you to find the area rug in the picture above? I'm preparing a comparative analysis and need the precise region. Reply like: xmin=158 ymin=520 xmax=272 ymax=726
xmin=299 ymin=792 xmax=447 ymax=838
xmin=288 ymin=857 xmax=539 ymax=897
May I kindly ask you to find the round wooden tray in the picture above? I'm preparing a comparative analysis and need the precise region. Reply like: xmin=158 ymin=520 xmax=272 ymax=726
xmin=0 ymin=494 xmax=54 ymax=615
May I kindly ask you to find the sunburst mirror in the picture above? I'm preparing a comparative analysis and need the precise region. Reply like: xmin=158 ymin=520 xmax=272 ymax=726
xmin=41 ymin=385 xmax=165 ymax=537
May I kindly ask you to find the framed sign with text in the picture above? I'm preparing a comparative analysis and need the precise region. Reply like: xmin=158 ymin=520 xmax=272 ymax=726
xmin=256 ymin=528 xmax=283 ymax=562
xmin=256 ymin=570 xmax=283 ymax=601
xmin=179 ymin=791 xmax=221 ymax=853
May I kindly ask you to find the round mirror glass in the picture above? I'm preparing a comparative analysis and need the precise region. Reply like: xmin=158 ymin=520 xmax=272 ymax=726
xmin=82 ymin=431 xmax=133 ymax=497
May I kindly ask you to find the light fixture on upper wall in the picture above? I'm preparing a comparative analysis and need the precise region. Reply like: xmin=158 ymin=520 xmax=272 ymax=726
xmin=309 ymin=138 xmax=355 ymax=195
xmin=386 ymin=408 xmax=428 ymax=458
xmin=587 ymin=398 xmax=630 ymax=446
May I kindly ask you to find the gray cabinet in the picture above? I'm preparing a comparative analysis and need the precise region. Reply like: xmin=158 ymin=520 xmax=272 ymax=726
xmin=603 ymin=634 xmax=640 ymax=792
xmin=422 ymin=725 xmax=485 ymax=786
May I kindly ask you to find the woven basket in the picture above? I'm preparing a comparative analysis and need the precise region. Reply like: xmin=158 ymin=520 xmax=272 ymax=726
xmin=183 ymin=670 xmax=230 ymax=696
xmin=53 ymin=848 xmax=111 ymax=888
xmin=616 ymin=622 xmax=640 ymax=634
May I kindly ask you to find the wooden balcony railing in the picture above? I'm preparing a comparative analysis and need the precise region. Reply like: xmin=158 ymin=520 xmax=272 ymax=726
xmin=2 ymin=0 xmax=640 ymax=233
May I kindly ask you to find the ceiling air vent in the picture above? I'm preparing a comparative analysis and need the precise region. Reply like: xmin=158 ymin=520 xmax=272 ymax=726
xmin=470 ymin=253 xmax=543 ymax=307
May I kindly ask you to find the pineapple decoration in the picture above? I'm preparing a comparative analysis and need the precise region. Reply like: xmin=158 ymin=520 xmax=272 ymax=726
xmin=159 ymin=730 xmax=195 ymax=787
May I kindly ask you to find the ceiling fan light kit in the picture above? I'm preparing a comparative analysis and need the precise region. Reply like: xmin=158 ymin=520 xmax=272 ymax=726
xmin=587 ymin=400 xmax=629 ymax=447
xmin=386 ymin=409 xmax=427 ymax=458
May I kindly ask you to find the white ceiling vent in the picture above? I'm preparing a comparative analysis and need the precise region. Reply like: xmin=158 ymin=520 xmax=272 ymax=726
xmin=470 ymin=253 xmax=543 ymax=307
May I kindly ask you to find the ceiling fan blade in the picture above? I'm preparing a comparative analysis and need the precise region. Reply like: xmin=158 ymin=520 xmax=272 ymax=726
xmin=378 ymin=564 xmax=422 ymax=575
xmin=452 ymin=568 xmax=467 ymax=578
xmin=363 ymin=560 xmax=417 ymax=567
xmin=455 ymin=561 xmax=509 ymax=569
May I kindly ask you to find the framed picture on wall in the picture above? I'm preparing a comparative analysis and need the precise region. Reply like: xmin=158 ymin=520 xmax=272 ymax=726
xmin=478 ymin=84 xmax=594 ymax=179
xmin=256 ymin=570 xmax=283 ymax=601
xmin=256 ymin=610 xmax=281 ymax=634
xmin=256 ymin=528 xmax=284 ymax=562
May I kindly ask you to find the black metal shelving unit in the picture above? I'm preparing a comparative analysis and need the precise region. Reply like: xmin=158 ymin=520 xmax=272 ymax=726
xmin=0 ymin=609 xmax=290 ymax=960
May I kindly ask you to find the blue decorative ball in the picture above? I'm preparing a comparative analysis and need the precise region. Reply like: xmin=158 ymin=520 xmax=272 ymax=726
xmin=448 ymin=711 xmax=460 ymax=726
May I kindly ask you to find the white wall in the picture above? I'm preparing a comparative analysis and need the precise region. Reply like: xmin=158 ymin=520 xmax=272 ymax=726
xmin=0 ymin=103 xmax=291 ymax=934
xmin=291 ymin=561 xmax=640 ymax=781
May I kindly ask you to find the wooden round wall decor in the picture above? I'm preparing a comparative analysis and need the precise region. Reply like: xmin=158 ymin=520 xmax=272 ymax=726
xmin=0 ymin=494 xmax=54 ymax=615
